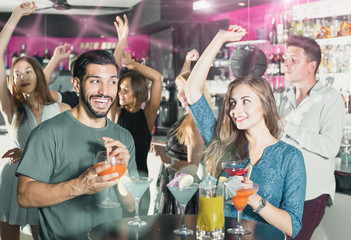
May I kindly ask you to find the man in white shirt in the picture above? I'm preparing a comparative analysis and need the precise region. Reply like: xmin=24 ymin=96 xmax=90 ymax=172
xmin=278 ymin=36 xmax=344 ymax=240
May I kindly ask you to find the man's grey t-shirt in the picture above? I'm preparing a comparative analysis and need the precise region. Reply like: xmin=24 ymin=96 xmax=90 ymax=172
xmin=17 ymin=111 xmax=138 ymax=240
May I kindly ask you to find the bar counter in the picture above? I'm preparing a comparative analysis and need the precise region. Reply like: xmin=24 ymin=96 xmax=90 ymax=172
xmin=334 ymin=158 xmax=351 ymax=195
xmin=88 ymin=214 xmax=285 ymax=240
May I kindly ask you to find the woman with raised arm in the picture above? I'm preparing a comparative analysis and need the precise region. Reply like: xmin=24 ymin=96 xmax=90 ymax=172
xmin=108 ymin=47 xmax=161 ymax=215
xmin=151 ymin=49 xmax=210 ymax=214
xmin=42 ymin=14 xmax=129 ymax=109
xmin=184 ymin=25 xmax=306 ymax=238
xmin=43 ymin=42 xmax=78 ymax=106
xmin=109 ymin=50 xmax=162 ymax=176
xmin=0 ymin=2 xmax=70 ymax=239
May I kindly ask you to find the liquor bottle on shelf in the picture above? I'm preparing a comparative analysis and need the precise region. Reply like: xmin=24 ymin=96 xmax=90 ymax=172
xmin=11 ymin=51 xmax=18 ymax=66
xmin=340 ymin=87 xmax=349 ymax=113
xmin=274 ymin=80 xmax=285 ymax=109
xmin=42 ymin=48 xmax=51 ymax=68
xmin=277 ymin=15 xmax=284 ymax=44
xmin=270 ymin=18 xmax=278 ymax=45
xmin=33 ymin=52 xmax=42 ymax=65
xmin=19 ymin=44 xmax=27 ymax=57
xmin=68 ymin=45 xmax=77 ymax=72
xmin=290 ymin=19 xmax=296 ymax=37
xmin=335 ymin=45 xmax=344 ymax=73
xmin=319 ymin=46 xmax=326 ymax=74
xmin=329 ymin=46 xmax=337 ymax=73
xmin=283 ymin=15 xmax=291 ymax=43
xmin=304 ymin=18 xmax=314 ymax=38
xmin=276 ymin=49 xmax=282 ymax=76
xmin=318 ymin=20 xmax=331 ymax=39
xmin=314 ymin=19 xmax=322 ymax=39
xmin=267 ymin=53 xmax=277 ymax=76
xmin=344 ymin=42 xmax=351 ymax=72
xmin=280 ymin=52 xmax=285 ymax=75
xmin=339 ymin=15 xmax=351 ymax=36
xmin=295 ymin=19 xmax=304 ymax=36
xmin=330 ymin=16 xmax=340 ymax=38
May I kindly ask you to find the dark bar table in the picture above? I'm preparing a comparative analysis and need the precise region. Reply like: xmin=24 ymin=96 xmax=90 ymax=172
xmin=88 ymin=214 xmax=285 ymax=240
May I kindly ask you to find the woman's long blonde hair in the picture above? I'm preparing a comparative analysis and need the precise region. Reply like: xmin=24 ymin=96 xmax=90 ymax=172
xmin=8 ymin=56 xmax=55 ymax=131
xmin=204 ymin=76 xmax=281 ymax=177
xmin=173 ymin=71 xmax=212 ymax=146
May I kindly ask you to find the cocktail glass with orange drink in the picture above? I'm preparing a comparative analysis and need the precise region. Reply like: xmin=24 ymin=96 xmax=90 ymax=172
xmin=95 ymin=151 xmax=126 ymax=208
xmin=227 ymin=183 xmax=259 ymax=235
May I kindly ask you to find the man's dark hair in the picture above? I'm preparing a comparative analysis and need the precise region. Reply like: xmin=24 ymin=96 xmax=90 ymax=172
xmin=73 ymin=50 xmax=119 ymax=81
xmin=287 ymin=36 xmax=321 ymax=75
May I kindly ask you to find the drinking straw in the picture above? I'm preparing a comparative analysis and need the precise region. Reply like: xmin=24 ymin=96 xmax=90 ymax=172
xmin=243 ymin=158 xmax=250 ymax=168
xmin=246 ymin=164 xmax=253 ymax=181
xmin=105 ymin=140 xmax=110 ymax=165
xmin=214 ymin=168 xmax=226 ymax=197
xmin=98 ymin=139 xmax=110 ymax=164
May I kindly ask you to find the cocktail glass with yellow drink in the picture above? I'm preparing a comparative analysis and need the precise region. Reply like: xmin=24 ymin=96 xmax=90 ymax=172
xmin=196 ymin=176 xmax=225 ymax=239
xmin=95 ymin=151 xmax=126 ymax=208
xmin=227 ymin=183 xmax=259 ymax=235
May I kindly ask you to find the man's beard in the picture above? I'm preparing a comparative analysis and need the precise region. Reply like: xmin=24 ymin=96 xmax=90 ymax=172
xmin=80 ymin=86 xmax=115 ymax=118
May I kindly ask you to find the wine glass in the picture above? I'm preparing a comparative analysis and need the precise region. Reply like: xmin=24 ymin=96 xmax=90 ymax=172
xmin=227 ymin=183 xmax=259 ymax=235
xmin=167 ymin=183 xmax=199 ymax=236
xmin=123 ymin=177 xmax=152 ymax=227
xmin=221 ymin=161 xmax=248 ymax=179
xmin=95 ymin=151 xmax=126 ymax=208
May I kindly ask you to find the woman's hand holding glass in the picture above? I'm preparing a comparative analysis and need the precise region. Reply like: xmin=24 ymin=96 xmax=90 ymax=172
xmin=245 ymin=180 xmax=262 ymax=210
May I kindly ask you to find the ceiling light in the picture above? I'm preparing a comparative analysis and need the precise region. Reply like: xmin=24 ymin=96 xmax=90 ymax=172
xmin=193 ymin=0 xmax=210 ymax=11
xmin=238 ymin=2 xmax=246 ymax=7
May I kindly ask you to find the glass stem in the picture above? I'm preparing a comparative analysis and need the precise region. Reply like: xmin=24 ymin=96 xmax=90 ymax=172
xmin=134 ymin=197 xmax=141 ymax=223
xmin=105 ymin=187 xmax=112 ymax=201
xmin=180 ymin=204 xmax=186 ymax=230
xmin=237 ymin=210 xmax=243 ymax=229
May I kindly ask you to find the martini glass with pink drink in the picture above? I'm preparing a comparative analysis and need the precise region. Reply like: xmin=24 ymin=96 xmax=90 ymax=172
xmin=221 ymin=161 xmax=248 ymax=179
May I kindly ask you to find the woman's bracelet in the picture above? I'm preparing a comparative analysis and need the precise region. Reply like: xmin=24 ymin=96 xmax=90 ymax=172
xmin=253 ymin=197 xmax=267 ymax=213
